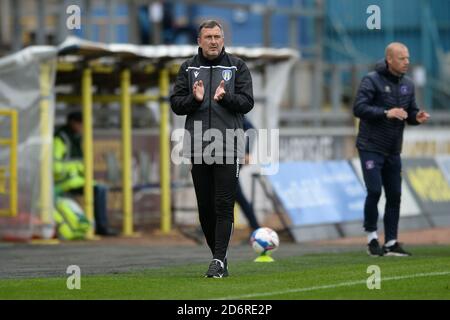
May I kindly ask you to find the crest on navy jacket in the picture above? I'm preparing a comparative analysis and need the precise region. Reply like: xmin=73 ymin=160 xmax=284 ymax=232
xmin=222 ymin=69 xmax=232 ymax=81
xmin=400 ymin=85 xmax=409 ymax=95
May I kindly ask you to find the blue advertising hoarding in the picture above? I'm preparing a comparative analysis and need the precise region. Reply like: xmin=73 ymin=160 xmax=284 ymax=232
xmin=267 ymin=161 xmax=365 ymax=226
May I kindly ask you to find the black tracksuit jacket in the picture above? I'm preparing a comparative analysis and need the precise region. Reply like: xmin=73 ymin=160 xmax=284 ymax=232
xmin=170 ymin=47 xmax=254 ymax=159
xmin=353 ymin=60 xmax=420 ymax=156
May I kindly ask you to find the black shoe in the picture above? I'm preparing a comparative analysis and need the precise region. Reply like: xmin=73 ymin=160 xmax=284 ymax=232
xmin=383 ymin=242 xmax=411 ymax=257
xmin=205 ymin=259 xmax=227 ymax=278
xmin=367 ymin=239 xmax=383 ymax=257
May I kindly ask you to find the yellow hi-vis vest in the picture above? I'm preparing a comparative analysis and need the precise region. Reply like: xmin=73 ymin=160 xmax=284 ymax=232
xmin=53 ymin=135 xmax=85 ymax=195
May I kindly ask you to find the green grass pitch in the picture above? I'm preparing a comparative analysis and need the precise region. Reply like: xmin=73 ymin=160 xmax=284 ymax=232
xmin=1 ymin=245 xmax=449 ymax=300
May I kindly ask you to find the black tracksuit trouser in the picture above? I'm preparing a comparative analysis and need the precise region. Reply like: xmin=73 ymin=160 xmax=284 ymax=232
xmin=191 ymin=161 xmax=239 ymax=262
xmin=359 ymin=150 xmax=402 ymax=243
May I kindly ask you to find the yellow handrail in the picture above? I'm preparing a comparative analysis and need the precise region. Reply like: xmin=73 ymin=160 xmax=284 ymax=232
xmin=159 ymin=67 xmax=171 ymax=234
xmin=39 ymin=63 xmax=52 ymax=223
xmin=121 ymin=69 xmax=133 ymax=236
xmin=82 ymin=68 xmax=95 ymax=238
xmin=56 ymin=94 xmax=159 ymax=104
xmin=10 ymin=110 xmax=17 ymax=217
xmin=0 ymin=109 xmax=18 ymax=217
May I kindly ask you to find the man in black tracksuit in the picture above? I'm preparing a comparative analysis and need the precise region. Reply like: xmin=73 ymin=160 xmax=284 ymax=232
xmin=354 ymin=42 xmax=430 ymax=257
xmin=170 ymin=20 xmax=254 ymax=277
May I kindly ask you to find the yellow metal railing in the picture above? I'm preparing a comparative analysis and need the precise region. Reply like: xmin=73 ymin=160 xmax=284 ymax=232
xmin=82 ymin=68 xmax=95 ymax=238
xmin=39 ymin=63 xmax=52 ymax=224
xmin=56 ymin=94 xmax=159 ymax=105
xmin=0 ymin=167 xmax=6 ymax=194
xmin=0 ymin=109 xmax=18 ymax=217
xmin=121 ymin=69 xmax=134 ymax=236
xmin=55 ymin=62 xmax=175 ymax=235
xmin=159 ymin=68 xmax=171 ymax=234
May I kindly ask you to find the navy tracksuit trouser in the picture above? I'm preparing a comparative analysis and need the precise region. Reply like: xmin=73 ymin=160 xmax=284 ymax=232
xmin=358 ymin=150 xmax=402 ymax=243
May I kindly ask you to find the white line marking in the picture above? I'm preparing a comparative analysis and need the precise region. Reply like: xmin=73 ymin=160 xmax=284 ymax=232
xmin=214 ymin=271 xmax=450 ymax=300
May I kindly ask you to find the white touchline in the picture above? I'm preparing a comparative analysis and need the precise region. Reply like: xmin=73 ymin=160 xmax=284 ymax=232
xmin=214 ymin=271 xmax=450 ymax=300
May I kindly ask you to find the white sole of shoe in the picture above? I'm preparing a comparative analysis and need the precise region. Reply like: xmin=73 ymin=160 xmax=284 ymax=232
xmin=384 ymin=252 xmax=410 ymax=257
xmin=205 ymin=274 xmax=224 ymax=278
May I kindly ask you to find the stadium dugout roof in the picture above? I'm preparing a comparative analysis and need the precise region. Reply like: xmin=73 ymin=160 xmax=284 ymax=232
xmin=54 ymin=36 xmax=299 ymax=90
xmin=0 ymin=46 xmax=57 ymax=73
xmin=0 ymin=36 xmax=300 ymax=89
xmin=58 ymin=36 xmax=299 ymax=62
xmin=0 ymin=38 xmax=298 ymax=236
xmin=0 ymin=36 xmax=298 ymax=89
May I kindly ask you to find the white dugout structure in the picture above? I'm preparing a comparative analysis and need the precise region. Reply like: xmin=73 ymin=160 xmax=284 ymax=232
xmin=0 ymin=37 xmax=298 ymax=241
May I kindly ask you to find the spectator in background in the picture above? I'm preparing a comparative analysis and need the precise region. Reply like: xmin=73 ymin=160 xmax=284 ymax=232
xmin=53 ymin=111 xmax=117 ymax=236
xmin=353 ymin=42 xmax=430 ymax=257
xmin=138 ymin=2 xmax=197 ymax=45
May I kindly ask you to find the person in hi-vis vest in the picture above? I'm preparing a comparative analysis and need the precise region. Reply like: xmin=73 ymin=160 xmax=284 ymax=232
xmin=53 ymin=111 xmax=117 ymax=236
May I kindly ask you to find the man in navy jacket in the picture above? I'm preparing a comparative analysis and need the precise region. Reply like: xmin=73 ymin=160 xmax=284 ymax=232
xmin=353 ymin=42 xmax=430 ymax=256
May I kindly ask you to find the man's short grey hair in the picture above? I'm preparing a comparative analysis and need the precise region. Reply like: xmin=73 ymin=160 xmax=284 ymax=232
xmin=198 ymin=20 xmax=224 ymax=38
xmin=385 ymin=42 xmax=408 ymax=58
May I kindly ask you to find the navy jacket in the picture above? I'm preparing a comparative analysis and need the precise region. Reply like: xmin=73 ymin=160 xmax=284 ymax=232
xmin=353 ymin=60 xmax=420 ymax=156
xmin=170 ymin=47 xmax=254 ymax=160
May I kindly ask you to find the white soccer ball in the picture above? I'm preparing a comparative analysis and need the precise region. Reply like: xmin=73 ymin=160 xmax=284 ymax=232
xmin=250 ymin=227 xmax=280 ymax=255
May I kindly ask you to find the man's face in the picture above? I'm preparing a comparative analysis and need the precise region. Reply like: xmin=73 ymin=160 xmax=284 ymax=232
xmin=70 ymin=120 xmax=83 ymax=136
xmin=197 ymin=26 xmax=224 ymax=60
xmin=387 ymin=47 xmax=410 ymax=75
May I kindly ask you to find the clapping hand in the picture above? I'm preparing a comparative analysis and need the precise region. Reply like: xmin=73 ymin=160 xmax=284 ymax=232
xmin=193 ymin=80 xmax=204 ymax=102
xmin=214 ymin=80 xmax=226 ymax=102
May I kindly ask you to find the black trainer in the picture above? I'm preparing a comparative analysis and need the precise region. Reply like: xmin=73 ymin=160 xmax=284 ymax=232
xmin=205 ymin=259 xmax=227 ymax=278
xmin=367 ymin=239 xmax=383 ymax=257
xmin=383 ymin=242 xmax=411 ymax=257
